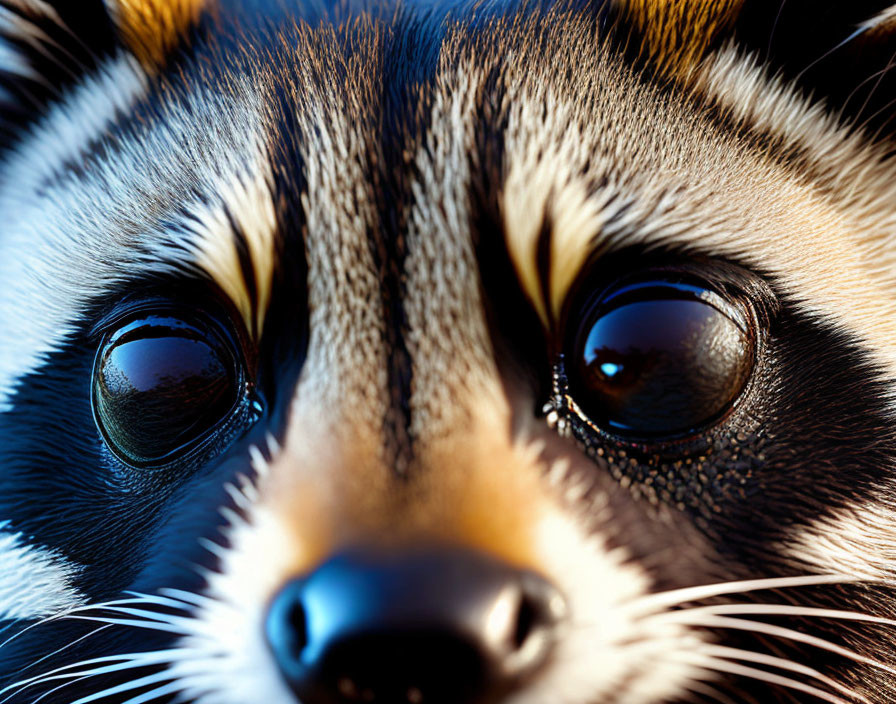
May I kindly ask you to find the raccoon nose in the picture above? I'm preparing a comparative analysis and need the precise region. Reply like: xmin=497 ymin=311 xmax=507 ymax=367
xmin=265 ymin=547 xmax=566 ymax=704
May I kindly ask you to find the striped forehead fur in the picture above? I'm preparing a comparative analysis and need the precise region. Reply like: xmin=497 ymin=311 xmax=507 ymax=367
xmin=404 ymin=58 xmax=502 ymax=440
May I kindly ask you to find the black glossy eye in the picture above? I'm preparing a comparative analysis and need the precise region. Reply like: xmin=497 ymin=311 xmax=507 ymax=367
xmin=567 ymin=279 xmax=754 ymax=438
xmin=93 ymin=314 xmax=243 ymax=467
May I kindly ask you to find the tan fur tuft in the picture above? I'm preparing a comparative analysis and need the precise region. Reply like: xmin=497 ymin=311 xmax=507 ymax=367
xmin=106 ymin=0 xmax=211 ymax=66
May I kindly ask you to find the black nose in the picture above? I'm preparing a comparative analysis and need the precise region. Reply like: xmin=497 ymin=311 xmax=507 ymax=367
xmin=265 ymin=546 xmax=567 ymax=704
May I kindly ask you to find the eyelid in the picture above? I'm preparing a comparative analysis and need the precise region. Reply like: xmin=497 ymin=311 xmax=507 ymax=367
xmin=87 ymin=273 xmax=247 ymax=341
xmin=89 ymin=296 xmax=174 ymax=339
xmin=596 ymin=279 xmax=751 ymax=335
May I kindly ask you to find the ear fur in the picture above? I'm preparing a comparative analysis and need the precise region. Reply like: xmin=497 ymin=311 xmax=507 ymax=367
xmin=613 ymin=0 xmax=744 ymax=75
xmin=104 ymin=0 xmax=211 ymax=67
xmin=731 ymin=1 xmax=896 ymax=139
xmin=612 ymin=0 xmax=896 ymax=139
xmin=0 ymin=0 xmax=117 ymax=145
xmin=614 ymin=0 xmax=896 ymax=139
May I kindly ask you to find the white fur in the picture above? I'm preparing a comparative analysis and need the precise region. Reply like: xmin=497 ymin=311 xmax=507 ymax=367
xmin=165 ymin=472 xmax=296 ymax=704
xmin=506 ymin=491 xmax=704 ymax=704
xmin=404 ymin=63 xmax=505 ymax=437
xmin=287 ymin=54 xmax=388 ymax=427
xmin=0 ymin=524 xmax=84 ymax=620
xmin=782 ymin=487 xmax=896 ymax=581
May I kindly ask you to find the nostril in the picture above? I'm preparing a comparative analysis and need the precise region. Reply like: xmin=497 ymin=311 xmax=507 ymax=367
xmin=499 ymin=574 xmax=567 ymax=678
xmin=266 ymin=582 xmax=311 ymax=681
xmin=512 ymin=592 xmax=539 ymax=650
xmin=286 ymin=599 xmax=308 ymax=659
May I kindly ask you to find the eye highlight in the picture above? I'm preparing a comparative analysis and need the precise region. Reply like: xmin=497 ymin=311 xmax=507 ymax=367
xmin=92 ymin=313 xmax=245 ymax=467
xmin=566 ymin=278 xmax=754 ymax=439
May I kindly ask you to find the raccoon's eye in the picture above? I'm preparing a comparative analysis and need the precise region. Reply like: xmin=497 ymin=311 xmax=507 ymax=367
xmin=566 ymin=278 xmax=754 ymax=438
xmin=92 ymin=313 xmax=244 ymax=467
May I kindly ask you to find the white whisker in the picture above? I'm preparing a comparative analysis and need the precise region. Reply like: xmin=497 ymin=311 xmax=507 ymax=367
xmin=13 ymin=624 xmax=114 ymax=679
xmin=0 ymin=655 xmax=133 ymax=699
xmin=157 ymin=588 xmax=214 ymax=608
xmin=66 ymin=616 xmax=190 ymax=635
xmin=115 ymin=680 xmax=184 ymax=704
xmin=68 ymin=669 xmax=178 ymax=704
xmin=29 ymin=674 xmax=94 ymax=704
xmin=697 ymin=644 xmax=871 ymax=703
xmin=0 ymin=650 xmax=191 ymax=702
xmin=92 ymin=607 xmax=196 ymax=630
xmin=652 ymin=603 xmax=896 ymax=628
xmin=626 ymin=575 xmax=865 ymax=615
xmin=0 ymin=587 xmax=207 ymax=702
xmin=0 ymin=595 xmax=184 ymax=652
xmin=668 ymin=614 xmax=896 ymax=675
xmin=121 ymin=592 xmax=195 ymax=611
xmin=677 ymin=653 xmax=854 ymax=704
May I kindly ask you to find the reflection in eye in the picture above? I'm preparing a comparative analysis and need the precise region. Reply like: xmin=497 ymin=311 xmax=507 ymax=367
xmin=93 ymin=315 xmax=241 ymax=466
xmin=569 ymin=281 xmax=754 ymax=438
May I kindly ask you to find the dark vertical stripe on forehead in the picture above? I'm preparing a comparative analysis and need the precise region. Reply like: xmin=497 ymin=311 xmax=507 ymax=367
xmin=366 ymin=215 xmax=414 ymax=476
xmin=464 ymin=48 xmax=552 ymax=381
xmin=364 ymin=16 xmax=443 ymax=476
xmin=258 ymin=72 xmax=311 ymax=435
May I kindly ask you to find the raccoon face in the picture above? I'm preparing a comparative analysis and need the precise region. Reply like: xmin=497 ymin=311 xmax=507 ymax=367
xmin=2 ymin=0 xmax=896 ymax=702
